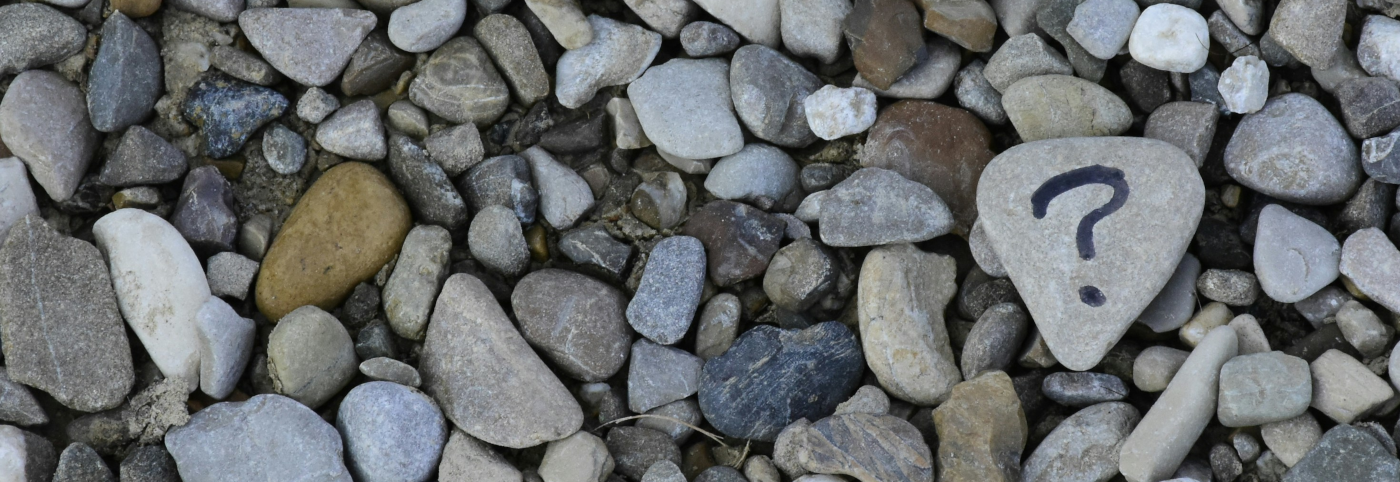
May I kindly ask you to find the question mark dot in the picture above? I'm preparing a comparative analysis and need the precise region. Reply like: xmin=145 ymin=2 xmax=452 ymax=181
xmin=1079 ymin=286 xmax=1106 ymax=307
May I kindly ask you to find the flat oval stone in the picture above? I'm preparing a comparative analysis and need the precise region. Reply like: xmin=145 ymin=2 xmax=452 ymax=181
xmin=336 ymin=381 xmax=448 ymax=482
xmin=239 ymin=8 xmax=377 ymax=87
xmin=88 ymin=12 xmax=162 ymax=133
xmin=0 ymin=4 xmax=85 ymax=76
xmin=1002 ymin=74 xmax=1132 ymax=142
xmin=165 ymin=394 xmax=353 ymax=481
xmin=698 ymin=322 xmax=864 ymax=441
xmin=629 ymin=58 xmax=744 ymax=159
xmin=409 ymin=37 xmax=510 ymax=126
xmin=1217 ymin=351 xmax=1312 ymax=427
xmin=1224 ymin=93 xmax=1361 ymax=205
xmin=420 ymin=274 xmax=583 ymax=449
xmin=256 ymin=162 xmax=411 ymax=321
xmin=387 ymin=0 xmax=465 ymax=53
xmin=861 ymin=100 xmax=995 ymax=231
xmin=0 ymin=70 xmax=100 ymax=202
xmin=1022 ymin=402 xmax=1140 ymax=482
xmin=511 ymin=269 xmax=631 ymax=382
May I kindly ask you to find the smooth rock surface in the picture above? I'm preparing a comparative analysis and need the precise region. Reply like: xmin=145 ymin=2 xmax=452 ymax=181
xmin=858 ymin=243 xmax=961 ymax=405
xmin=730 ymin=45 xmax=822 ymax=147
xmin=1339 ymin=228 xmax=1400 ymax=313
xmin=556 ymin=15 xmax=661 ymax=109
xmin=0 ymin=70 xmax=99 ymax=202
xmin=239 ymin=8 xmax=377 ymax=87
xmin=1310 ymin=349 xmax=1394 ymax=423
xmin=388 ymin=0 xmax=466 ymax=52
xmin=1217 ymin=352 xmax=1312 ymax=427
xmin=1128 ymin=4 xmax=1209 ymax=73
xmin=194 ymin=298 xmax=255 ymax=399
xmin=629 ymin=58 xmax=744 ymax=159
xmin=165 ymin=394 xmax=352 ymax=481
xmin=523 ymin=146 xmax=594 ymax=229
xmin=1022 ymin=402 xmax=1140 ymax=482
xmin=88 ymin=12 xmax=162 ymax=133
xmin=409 ymin=37 xmax=510 ymax=126
xmin=383 ymin=225 xmax=451 ymax=341
xmin=512 ymin=269 xmax=630 ymax=382
xmin=1002 ymin=75 xmax=1132 ymax=142
xmin=316 ymin=100 xmax=386 ymax=160
xmin=1268 ymin=0 xmax=1345 ymax=68
xmin=1254 ymin=205 xmax=1340 ymax=303
xmin=694 ymin=0 xmax=780 ymax=47
xmin=336 ymin=381 xmax=448 ymax=482
xmin=267 ymin=306 xmax=358 ymax=409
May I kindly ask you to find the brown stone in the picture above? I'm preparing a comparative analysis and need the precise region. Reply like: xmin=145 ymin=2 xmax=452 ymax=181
xmin=256 ymin=162 xmax=411 ymax=321
xmin=843 ymin=0 xmax=925 ymax=90
xmin=862 ymin=100 xmax=995 ymax=232
xmin=932 ymin=371 xmax=1027 ymax=482
xmin=681 ymin=200 xmax=785 ymax=287
xmin=919 ymin=0 xmax=998 ymax=52
xmin=800 ymin=413 xmax=935 ymax=482
xmin=111 ymin=0 xmax=162 ymax=17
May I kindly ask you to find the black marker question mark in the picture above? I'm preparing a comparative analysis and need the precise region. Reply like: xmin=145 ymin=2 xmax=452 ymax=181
xmin=1030 ymin=165 xmax=1130 ymax=307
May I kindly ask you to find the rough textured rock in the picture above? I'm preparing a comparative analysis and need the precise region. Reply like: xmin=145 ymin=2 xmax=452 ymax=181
xmin=628 ymin=58 xmax=744 ymax=159
xmin=799 ymin=413 xmax=934 ymax=482
xmin=1267 ymin=0 xmax=1345 ymax=68
xmin=408 ymin=37 xmax=510 ymax=126
xmin=682 ymin=200 xmax=785 ymax=286
xmin=315 ymin=100 xmax=386 ymax=161
xmin=512 ymin=269 xmax=631 ymax=382
xmin=475 ymin=14 xmax=550 ymax=106
xmin=0 ymin=4 xmax=85 ymax=76
xmin=932 ymin=372 xmax=1027 ymax=481
xmin=1022 ymin=402 xmax=1140 ymax=482
xmin=195 ymin=298 xmax=256 ymax=399
xmin=88 ymin=12 xmax=163 ymax=133
xmin=556 ymin=15 xmax=661 ymax=109
xmin=387 ymin=135 xmax=468 ymax=231
xmin=1283 ymin=425 xmax=1400 ymax=481
xmin=99 ymin=126 xmax=187 ymax=187
xmin=383 ymin=225 xmax=452 ymax=341
xmin=1002 ymin=74 xmax=1132 ymax=142
xmin=336 ymin=381 xmax=449 ymax=482
xmin=1216 ymin=352 xmax=1312 ymax=427
xmin=729 ymin=45 xmax=822 ymax=148
xmin=183 ymin=74 xmax=288 ymax=159
xmin=843 ymin=0 xmax=925 ymax=88
xmin=858 ymin=244 xmax=961 ymax=405
xmin=239 ymin=8 xmax=377 ymax=87
xmin=819 ymin=168 xmax=954 ymax=247
xmin=165 ymin=394 xmax=352 ymax=481
xmin=267 ymin=306 xmax=358 ymax=409
xmin=420 ymin=274 xmax=584 ymax=449
xmin=626 ymin=236 xmax=706 ymax=344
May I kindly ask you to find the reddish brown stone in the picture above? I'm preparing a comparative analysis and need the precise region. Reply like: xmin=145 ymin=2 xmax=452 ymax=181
xmin=919 ymin=0 xmax=998 ymax=53
xmin=843 ymin=0 xmax=925 ymax=90
xmin=862 ymin=100 xmax=995 ymax=232
xmin=681 ymin=200 xmax=784 ymax=287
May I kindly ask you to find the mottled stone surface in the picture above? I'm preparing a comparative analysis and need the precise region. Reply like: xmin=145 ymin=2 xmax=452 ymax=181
xmin=183 ymin=74 xmax=288 ymax=159
xmin=843 ymin=0 xmax=924 ymax=89
xmin=933 ymin=372 xmax=1027 ymax=482
xmin=556 ymin=15 xmax=661 ymax=109
xmin=267 ymin=306 xmax=358 ymax=409
xmin=1283 ymin=425 xmax=1400 ymax=481
xmin=1022 ymin=402 xmax=1140 ymax=482
xmin=0 ymin=70 xmax=100 ymax=202
xmin=1224 ymin=94 xmax=1361 ymax=205
xmin=682 ymin=200 xmax=784 ymax=286
xmin=99 ymin=126 xmax=187 ymax=187
xmin=800 ymin=413 xmax=934 ymax=482
xmin=626 ymin=236 xmax=705 ymax=345
xmin=730 ymin=45 xmax=822 ymax=148
xmin=858 ymin=244 xmax=961 ymax=405
xmin=336 ymin=381 xmax=448 ymax=482
xmin=513 ymin=269 xmax=631 ymax=382
xmin=819 ymin=168 xmax=954 ymax=247
xmin=629 ymin=58 xmax=744 ymax=159
xmin=862 ymin=100 xmax=994 ymax=231
xmin=0 ymin=4 xmax=85 ymax=75
xmin=239 ymin=7 xmax=377 ymax=87
xmin=409 ymin=37 xmax=510 ymax=126
xmin=1002 ymin=74 xmax=1131 ymax=142
xmin=88 ymin=12 xmax=162 ymax=133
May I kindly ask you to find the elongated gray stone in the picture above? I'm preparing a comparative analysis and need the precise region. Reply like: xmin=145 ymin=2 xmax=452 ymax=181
xmin=239 ymin=8 xmax=377 ymax=87
xmin=195 ymin=297 xmax=255 ymax=400
xmin=626 ymin=236 xmax=706 ymax=345
xmin=0 ymin=3 xmax=85 ymax=76
xmin=383 ymin=225 xmax=451 ymax=341
xmin=88 ymin=11 xmax=162 ymax=133
xmin=857 ymin=243 xmax=961 ymax=405
xmin=1339 ymin=228 xmax=1400 ymax=313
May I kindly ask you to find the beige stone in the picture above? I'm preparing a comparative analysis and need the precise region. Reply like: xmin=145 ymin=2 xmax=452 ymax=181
xmin=932 ymin=372 xmax=1027 ymax=481
xmin=857 ymin=243 xmax=961 ymax=405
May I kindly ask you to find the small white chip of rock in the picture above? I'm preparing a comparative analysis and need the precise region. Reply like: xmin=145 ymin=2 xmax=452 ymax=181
xmin=802 ymin=85 xmax=877 ymax=141
xmin=1218 ymin=56 xmax=1269 ymax=114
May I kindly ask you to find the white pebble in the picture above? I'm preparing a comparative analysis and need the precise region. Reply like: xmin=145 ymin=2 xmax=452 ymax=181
xmin=1218 ymin=56 xmax=1269 ymax=114
xmin=802 ymin=85 xmax=877 ymax=141
xmin=1129 ymin=4 xmax=1210 ymax=73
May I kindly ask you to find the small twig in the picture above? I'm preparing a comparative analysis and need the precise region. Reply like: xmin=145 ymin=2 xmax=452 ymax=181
xmin=594 ymin=414 xmax=731 ymax=448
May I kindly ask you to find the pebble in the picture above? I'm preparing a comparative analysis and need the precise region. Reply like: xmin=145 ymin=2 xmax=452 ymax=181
xmin=730 ymin=45 xmax=822 ymax=147
xmin=512 ymin=269 xmax=630 ymax=382
xmin=932 ymin=371 xmax=1027 ymax=481
xmin=358 ymin=357 xmax=420 ymax=387
xmin=969 ymin=220 xmax=1007 ymax=277
xmin=693 ymin=0 xmax=779 ymax=47
xmin=1261 ymin=413 xmax=1321 ymax=467
xmin=355 ymin=324 xmax=397 ymax=361
xmin=1360 ymin=15 xmax=1400 ymax=83
xmin=955 ymin=61 xmax=1008 ymax=125
xmin=921 ymin=0 xmax=999 ymax=54
xmin=53 ymin=443 xmax=113 ymax=481
xmin=1067 ymin=0 xmax=1138 ymax=59
xmin=1119 ymin=60 xmax=1172 ymax=112
xmin=624 ymin=236 xmax=705 ymax=344
xmin=819 ymin=168 xmax=954 ymax=247
xmin=468 ymin=205 xmax=530 ymax=276
xmin=1038 ymin=0 xmax=1108 ymax=81
xmin=0 ymin=159 xmax=37 ymax=242
xmin=297 ymin=87 xmax=339 ymax=124
xmin=386 ymin=102 xmax=429 ymax=138
xmin=1313 ymin=47 xmax=1368 ymax=94
xmin=1128 ymin=4 xmax=1209 ymax=72
xmin=853 ymin=38 xmax=961 ymax=99
xmin=1042 ymin=372 xmax=1129 ymax=407
xmin=1251 ymin=204 xmax=1341 ymax=304
xmin=1181 ymin=304 xmax=1231 ymax=348
xmin=1022 ymin=402 xmax=1140 ymax=482
xmin=699 ymin=322 xmax=863 ymax=441
xmin=0 ymin=425 xmax=55 ymax=481
xmin=1144 ymin=102 xmax=1218 ymax=168
xmin=170 ymin=165 xmax=238 ymax=252
xmin=629 ymin=58 xmax=744 ymax=159
xmin=800 ymin=413 xmax=934 ymax=481
xmin=0 ymin=3 xmax=85 ymax=75
xmin=194 ymin=298 xmax=255 ymax=399
xmin=858 ymin=244 xmax=962 ymax=405
xmin=420 ymin=274 xmax=583 ymax=448
xmin=556 ymin=14 xmax=661 ymax=109
xmin=1219 ymin=56 xmax=1269 ymax=114
xmin=763 ymin=238 xmax=837 ymax=312
xmin=523 ymin=146 xmax=594 ymax=229
xmin=475 ymin=14 xmax=551 ymax=106
xmin=93 ymin=209 xmax=208 ymax=390
xmin=183 ymin=74 xmax=288 ymax=159
xmin=682 ymin=200 xmax=785 ymax=286
xmin=256 ymin=162 xmax=411 ymax=321
xmin=1211 ymin=443 xmax=1243 ymax=482
xmin=1189 ymin=64 xmax=1228 ymax=114
xmin=978 ymin=137 xmax=1203 ymax=371
xmin=1310 ymin=349 xmax=1395 ymax=423
xmin=606 ymin=427 xmax=681 ymax=480
xmin=1337 ymin=300 xmax=1393 ymax=357
xmin=409 ymin=37 xmax=510 ymax=126
xmin=705 ymin=144 xmax=800 ymax=207
xmin=437 ymin=429 xmax=522 ymax=481
xmin=843 ymin=0 xmax=925 ymax=88
xmin=558 ymin=224 xmax=633 ymax=278
xmin=460 ymin=155 xmax=538 ymax=224
xmin=1217 ymin=352 xmax=1312 ymax=427
xmin=638 ymin=398 xmax=702 ymax=442
xmin=1230 ymin=314 xmax=1271 ymax=355
xmin=642 ymin=460 xmax=686 ymax=482
xmin=961 ymin=303 xmax=1030 ymax=379
xmin=624 ymin=0 xmax=695 ymax=38
xmin=388 ymin=0 xmax=465 ymax=52
xmin=1337 ymin=77 xmax=1400 ymax=141
xmin=261 ymin=123 xmax=306 ymax=175
xmin=1138 ymin=254 xmax=1203 ymax=332
xmin=88 ymin=12 xmax=162 ymax=133
xmin=239 ymin=8 xmax=377 ymax=87
xmin=267 ymin=306 xmax=358 ymax=409
xmin=317 ymin=99 xmax=387 ymax=160
xmin=1197 ymin=269 xmax=1261 ymax=306
xmin=834 ymin=385 xmax=891 ymax=416
xmin=165 ymin=394 xmax=352 ymax=481
xmin=0 ymin=70 xmax=99 ymax=202
xmin=1268 ymin=0 xmax=1345 ymax=68
xmin=1002 ymin=75 xmax=1132 ymax=141
xmin=337 ymin=382 xmax=448 ymax=482
xmin=1226 ymin=94 xmax=1361 ymax=205
xmin=780 ymin=0 xmax=850 ymax=64
xmin=1234 ymin=432 xmax=1262 ymax=463
xmin=424 ymin=125 xmax=485 ymax=177
xmin=606 ymin=98 xmax=651 ymax=150
xmin=984 ymin=34 xmax=1074 ymax=93
xmin=1119 ymin=326 xmax=1238 ymax=482
xmin=628 ymin=339 xmax=703 ymax=413
xmin=1209 ymin=10 xmax=1261 ymax=57
xmin=630 ymin=172 xmax=688 ymax=226
xmin=539 ymin=431 xmax=615 ymax=482
xmin=0 ymin=369 xmax=46 ymax=427
xmin=239 ymin=215 xmax=273 ymax=261
xmin=209 ymin=45 xmax=282 ymax=86
xmin=803 ymin=85 xmax=878 ymax=140
xmin=340 ymin=32 xmax=414 ymax=97
xmin=383 ymin=225 xmax=451 ymax=340
xmin=1339 ymin=229 xmax=1400 ymax=313
xmin=1286 ymin=425 xmax=1400 ymax=480
xmin=0 ymin=215 xmax=134 ymax=412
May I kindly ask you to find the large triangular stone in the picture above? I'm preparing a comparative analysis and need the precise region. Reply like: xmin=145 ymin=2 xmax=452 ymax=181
xmin=239 ymin=8 xmax=376 ymax=87
xmin=977 ymin=137 xmax=1203 ymax=370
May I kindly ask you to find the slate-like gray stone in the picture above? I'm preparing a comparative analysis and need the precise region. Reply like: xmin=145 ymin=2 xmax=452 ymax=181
xmin=88 ymin=12 xmax=162 ymax=133
xmin=819 ymin=168 xmax=954 ymax=247
xmin=424 ymin=124 xmax=484 ymax=177
xmin=682 ymin=20 xmax=741 ymax=57
xmin=387 ymin=135 xmax=468 ymax=231
xmin=1335 ymin=76 xmax=1400 ymax=138
xmin=954 ymin=60 xmax=1008 ymax=125
xmin=977 ymin=137 xmax=1204 ymax=371
xmin=239 ymin=8 xmax=377 ymax=87
xmin=1067 ymin=0 xmax=1138 ymax=59
xmin=467 ymin=205 xmax=529 ymax=276
xmin=682 ymin=200 xmax=785 ymax=286
xmin=1268 ymin=0 xmax=1345 ymax=68
xmin=99 ymin=126 xmax=187 ymax=187
xmin=607 ymin=427 xmax=682 ymax=480
xmin=262 ymin=123 xmax=306 ymax=175
xmin=459 ymin=154 xmax=539 ymax=224
xmin=0 ymin=70 xmax=100 ymax=202
xmin=165 ymin=394 xmax=353 ymax=482
xmin=337 ymin=381 xmax=448 ymax=482
xmin=209 ymin=45 xmax=283 ymax=86
xmin=558 ymin=224 xmax=632 ymax=278
xmin=983 ymin=34 xmax=1074 ymax=93
xmin=705 ymin=143 xmax=800 ymax=207
xmin=53 ymin=442 xmax=114 ymax=482
xmin=183 ymin=74 xmax=288 ymax=159
xmin=1225 ymin=94 xmax=1360 ymax=206
xmin=729 ymin=45 xmax=821 ymax=148
xmin=1042 ymin=372 xmax=1129 ymax=407
xmin=0 ymin=369 xmax=46 ymax=427
xmin=629 ymin=58 xmax=744 ymax=159
xmin=1283 ymin=425 xmax=1400 ymax=481
xmin=1144 ymin=101 xmax=1219 ymax=168
xmin=1136 ymin=253 xmax=1201 ymax=333
xmin=522 ymin=146 xmax=594 ymax=230
xmin=512 ymin=269 xmax=631 ymax=382
xmin=800 ymin=413 xmax=935 ymax=482
xmin=0 ymin=3 xmax=85 ymax=76
xmin=628 ymin=339 xmax=703 ymax=413
xmin=1340 ymin=228 xmax=1400 ymax=314
xmin=420 ymin=274 xmax=584 ymax=449
xmin=626 ymin=236 xmax=706 ymax=345
xmin=316 ymin=100 xmax=386 ymax=160
xmin=0 ymin=215 xmax=135 ymax=412
xmin=475 ymin=14 xmax=550 ymax=106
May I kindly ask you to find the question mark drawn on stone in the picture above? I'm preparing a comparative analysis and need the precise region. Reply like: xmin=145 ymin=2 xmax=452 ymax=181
xmin=1030 ymin=165 xmax=1130 ymax=308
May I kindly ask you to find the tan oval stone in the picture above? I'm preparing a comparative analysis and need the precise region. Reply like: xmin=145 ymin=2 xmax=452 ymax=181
xmin=256 ymin=162 xmax=411 ymax=321
xmin=111 ymin=0 xmax=162 ymax=17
